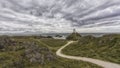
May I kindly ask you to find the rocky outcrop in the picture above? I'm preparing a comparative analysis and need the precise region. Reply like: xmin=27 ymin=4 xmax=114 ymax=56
xmin=66 ymin=32 xmax=81 ymax=41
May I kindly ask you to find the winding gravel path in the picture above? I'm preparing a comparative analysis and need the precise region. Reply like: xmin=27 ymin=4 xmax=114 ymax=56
xmin=56 ymin=41 xmax=120 ymax=68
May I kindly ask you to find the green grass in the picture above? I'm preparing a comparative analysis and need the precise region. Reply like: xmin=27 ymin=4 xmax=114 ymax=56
xmin=63 ymin=35 xmax=120 ymax=64
xmin=38 ymin=38 xmax=68 ymax=52
xmin=40 ymin=38 xmax=67 ymax=47
xmin=0 ymin=37 xmax=102 ymax=68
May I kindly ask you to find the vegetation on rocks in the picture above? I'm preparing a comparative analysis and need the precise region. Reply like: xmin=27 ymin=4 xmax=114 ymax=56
xmin=0 ymin=36 xmax=56 ymax=68
xmin=0 ymin=36 xmax=102 ymax=68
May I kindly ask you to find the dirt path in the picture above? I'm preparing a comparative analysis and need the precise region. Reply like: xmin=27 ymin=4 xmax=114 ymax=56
xmin=56 ymin=41 xmax=120 ymax=68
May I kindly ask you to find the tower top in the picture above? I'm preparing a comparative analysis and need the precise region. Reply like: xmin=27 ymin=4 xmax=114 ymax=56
xmin=73 ymin=29 xmax=76 ymax=33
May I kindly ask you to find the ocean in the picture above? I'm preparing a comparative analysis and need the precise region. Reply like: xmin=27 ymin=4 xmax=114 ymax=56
xmin=42 ymin=33 xmax=118 ymax=38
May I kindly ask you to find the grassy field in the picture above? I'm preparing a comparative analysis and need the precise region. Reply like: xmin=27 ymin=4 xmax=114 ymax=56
xmin=40 ymin=38 xmax=67 ymax=47
xmin=38 ymin=38 xmax=67 ymax=52
xmin=0 ymin=36 xmax=102 ymax=68
xmin=63 ymin=34 xmax=120 ymax=64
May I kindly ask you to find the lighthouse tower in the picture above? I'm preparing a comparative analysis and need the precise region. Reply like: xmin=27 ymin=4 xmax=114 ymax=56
xmin=66 ymin=28 xmax=81 ymax=41
xmin=73 ymin=29 xmax=76 ymax=33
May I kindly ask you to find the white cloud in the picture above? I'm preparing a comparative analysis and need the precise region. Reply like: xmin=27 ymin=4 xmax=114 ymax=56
xmin=0 ymin=0 xmax=120 ymax=34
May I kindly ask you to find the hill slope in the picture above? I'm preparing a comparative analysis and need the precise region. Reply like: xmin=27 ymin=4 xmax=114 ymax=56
xmin=66 ymin=32 xmax=81 ymax=41
xmin=63 ymin=34 xmax=120 ymax=64
xmin=0 ymin=36 xmax=101 ymax=68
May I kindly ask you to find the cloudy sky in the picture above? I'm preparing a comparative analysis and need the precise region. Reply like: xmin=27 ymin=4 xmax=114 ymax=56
xmin=0 ymin=0 xmax=120 ymax=34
